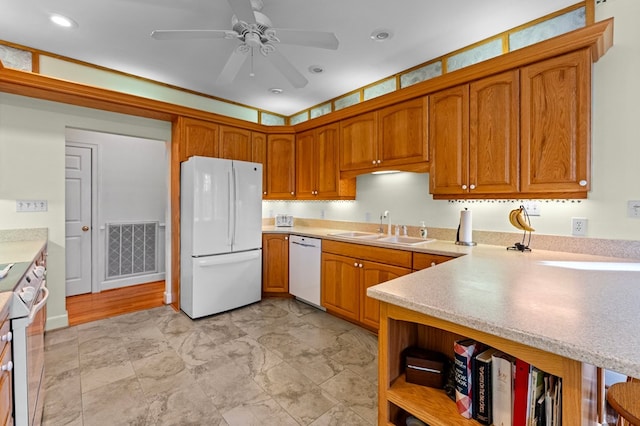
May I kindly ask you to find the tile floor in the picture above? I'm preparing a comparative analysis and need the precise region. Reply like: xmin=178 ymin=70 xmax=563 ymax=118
xmin=42 ymin=298 xmax=379 ymax=425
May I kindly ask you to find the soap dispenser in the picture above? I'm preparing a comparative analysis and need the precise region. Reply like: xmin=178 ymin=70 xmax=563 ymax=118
xmin=419 ymin=221 xmax=428 ymax=239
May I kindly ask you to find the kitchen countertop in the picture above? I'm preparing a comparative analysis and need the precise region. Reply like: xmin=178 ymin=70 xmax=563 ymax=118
xmin=263 ymin=225 xmax=640 ymax=378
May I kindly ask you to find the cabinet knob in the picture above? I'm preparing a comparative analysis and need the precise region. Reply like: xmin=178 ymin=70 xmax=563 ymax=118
xmin=579 ymin=180 xmax=588 ymax=187
xmin=377 ymin=159 xmax=381 ymax=164
xmin=1 ymin=361 xmax=12 ymax=372
xmin=469 ymin=184 xmax=476 ymax=190
xmin=0 ymin=332 xmax=11 ymax=342
xmin=284 ymin=236 xmax=288 ymax=240
xmin=372 ymin=160 xmax=376 ymax=165
xmin=263 ymin=191 xmax=267 ymax=195
xmin=431 ymin=262 xmax=436 ymax=267
xmin=359 ymin=263 xmax=363 ymax=268
xmin=461 ymin=184 xmax=468 ymax=190
xmin=290 ymin=192 xmax=294 ymax=195
xmin=354 ymin=262 xmax=358 ymax=267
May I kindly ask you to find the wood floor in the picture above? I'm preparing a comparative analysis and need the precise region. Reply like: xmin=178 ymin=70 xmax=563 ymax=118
xmin=66 ymin=281 xmax=167 ymax=326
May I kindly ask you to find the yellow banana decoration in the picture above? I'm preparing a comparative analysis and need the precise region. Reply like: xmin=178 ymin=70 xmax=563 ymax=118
xmin=509 ymin=207 xmax=535 ymax=232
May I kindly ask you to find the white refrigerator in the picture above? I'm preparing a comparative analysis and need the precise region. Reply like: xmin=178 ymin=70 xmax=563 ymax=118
xmin=180 ymin=156 xmax=263 ymax=319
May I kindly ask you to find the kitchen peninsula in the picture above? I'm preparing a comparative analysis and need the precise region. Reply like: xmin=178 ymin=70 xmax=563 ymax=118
xmin=367 ymin=243 xmax=640 ymax=425
xmin=263 ymin=223 xmax=640 ymax=424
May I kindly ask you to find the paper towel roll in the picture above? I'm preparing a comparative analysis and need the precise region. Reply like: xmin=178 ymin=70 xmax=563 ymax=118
xmin=460 ymin=209 xmax=473 ymax=243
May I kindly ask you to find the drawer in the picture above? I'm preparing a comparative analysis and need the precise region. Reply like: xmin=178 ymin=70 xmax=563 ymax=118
xmin=412 ymin=252 xmax=455 ymax=270
xmin=322 ymin=240 xmax=413 ymax=268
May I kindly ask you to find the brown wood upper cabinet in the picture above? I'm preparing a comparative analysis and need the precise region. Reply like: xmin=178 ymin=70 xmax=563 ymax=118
xmin=430 ymin=70 xmax=519 ymax=196
xmin=174 ymin=116 xmax=218 ymax=162
xmin=296 ymin=123 xmax=355 ymax=200
xmin=218 ymin=125 xmax=252 ymax=162
xmin=265 ymin=134 xmax=296 ymax=199
xmin=520 ymin=49 xmax=591 ymax=195
xmin=340 ymin=97 xmax=429 ymax=175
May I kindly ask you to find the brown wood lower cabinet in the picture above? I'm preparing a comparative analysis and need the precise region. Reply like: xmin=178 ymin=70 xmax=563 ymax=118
xmin=321 ymin=240 xmax=412 ymax=330
xmin=262 ymin=233 xmax=289 ymax=296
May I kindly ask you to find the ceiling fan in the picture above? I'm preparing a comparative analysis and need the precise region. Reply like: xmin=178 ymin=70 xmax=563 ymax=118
xmin=150 ymin=0 xmax=339 ymax=88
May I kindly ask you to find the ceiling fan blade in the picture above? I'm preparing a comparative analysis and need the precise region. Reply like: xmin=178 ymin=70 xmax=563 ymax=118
xmin=227 ymin=0 xmax=256 ymax=24
xmin=151 ymin=30 xmax=236 ymax=40
xmin=273 ymin=29 xmax=339 ymax=50
xmin=267 ymin=50 xmax=308 ymax=89
xmin=217 ymin=47 xmax=248 ymax=85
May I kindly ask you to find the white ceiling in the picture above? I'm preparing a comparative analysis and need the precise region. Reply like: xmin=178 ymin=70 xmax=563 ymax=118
xmin=0 ymin=0 xmax=579 ymax=116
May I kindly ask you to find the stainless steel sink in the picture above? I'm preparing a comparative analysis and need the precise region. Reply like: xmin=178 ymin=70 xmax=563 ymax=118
xmin=376 ymin=236 xmax=435 ymax=246
xmin=328 ymin=231 xmax=381 ymax=239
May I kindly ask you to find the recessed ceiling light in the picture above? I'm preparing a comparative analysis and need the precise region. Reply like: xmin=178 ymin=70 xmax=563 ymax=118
xmin=269 ymin=88 xmax=283 ymax=94
xmin=50 ymin=13 xmax=78 ymax=28
xmin=370 ymin=29 xmax=392 ymax=42
xmin=308 ymin=65 xmax=324 ymax=74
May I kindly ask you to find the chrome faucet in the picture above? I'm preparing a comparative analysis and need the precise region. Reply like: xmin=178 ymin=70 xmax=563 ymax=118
xmin=402 ymin=225 xmax=408 ymax=236
xmin=379 ymin=210 xmax=390 ymax=235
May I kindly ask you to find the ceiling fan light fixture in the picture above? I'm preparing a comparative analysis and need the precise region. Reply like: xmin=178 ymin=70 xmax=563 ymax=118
xmin=308 ymin=65 xmax=324 ymax=74
xmin=370 ymin=29 xmax=392 ymax=42
xmin=269 ymin=88 xmax=284 ymax=94
xmin=50 ymin=13 xmax=78 ymax=28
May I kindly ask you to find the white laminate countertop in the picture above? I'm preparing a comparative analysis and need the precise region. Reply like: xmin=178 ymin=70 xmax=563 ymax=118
xmin=263 ymin=225 xmax=640 ymax=378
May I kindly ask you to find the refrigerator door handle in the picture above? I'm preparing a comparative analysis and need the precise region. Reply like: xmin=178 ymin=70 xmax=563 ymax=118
xmin=232 ymin=165 xmax=238 ymax=247
xmin=196 ymin=250 xmax=261 ymax=266
xmin=227 ymin=169 xmax=234 ymax=246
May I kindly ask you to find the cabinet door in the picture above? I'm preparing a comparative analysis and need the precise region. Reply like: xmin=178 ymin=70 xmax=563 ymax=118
xmin=378 ymin=97 xmax=429 ymax=167
xmin=470 ymin=70 xmax=520 ymax=194
xmin=295 ymin=129 xmax=316 ymax=198
xmin=251 ymin=132 xmax=267 ymax=197
xmin=262 ymin=234 xmax=289 ymax=294
xmin=266 ymin=134 xmax=296 ymax=199
xmin=429 ymin=85 xmax=469 ymax=195
xmin=219 ymin=125 xmax=252 ymax=161
xmin=321 ymin=252 xmax=360 ymax=321
xmin=315 ymin=123 xmax=341 ymax=197
xmin=360 ymin=261 xmax=410 ymax=330
xmin=339 ymin=112 xmax=377 ymax=171
xmin=176 ymin=117 xmax=218 ymax=162
xmin=520 ymin=49 xmax=590 ymax=194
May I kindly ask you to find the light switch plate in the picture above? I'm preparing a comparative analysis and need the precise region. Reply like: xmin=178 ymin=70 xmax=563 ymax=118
xmin=16 ymin=200 xmax=48 ymax=212
xmin=522 ymin=201 xmax=541 ymax=216
xmin=627 ymin=200 xmax=640 ymax=218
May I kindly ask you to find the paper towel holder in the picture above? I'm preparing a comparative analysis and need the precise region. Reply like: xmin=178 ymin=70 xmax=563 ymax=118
xmin=455 ymin=208 xmax=476 ymax=246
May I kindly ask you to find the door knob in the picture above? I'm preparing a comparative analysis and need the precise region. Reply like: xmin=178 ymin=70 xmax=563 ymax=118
xmin=82 ymin=226 xmax=89 ymax=231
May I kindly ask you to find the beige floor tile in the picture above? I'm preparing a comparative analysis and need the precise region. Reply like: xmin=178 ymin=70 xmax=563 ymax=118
xmin=320 ymin=369 xmax=378 ymax=424
xmin=82 ymin=376 xmax=148 ymax=426
xmin=145 ymin=385 xmax=227 ymax=426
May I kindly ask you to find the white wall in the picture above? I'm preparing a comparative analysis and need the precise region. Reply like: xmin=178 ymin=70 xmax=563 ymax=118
xmin=66 ymin=129 xmax=167 ymax=291
xmin=0 ymin=93 xmax=171 ymax=329
xmin=264 ymin=0 xmax=640 ymax=242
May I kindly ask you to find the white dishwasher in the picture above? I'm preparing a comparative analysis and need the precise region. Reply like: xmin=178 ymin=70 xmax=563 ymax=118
xmin=289 ymin=235 xmax=323 ymax=309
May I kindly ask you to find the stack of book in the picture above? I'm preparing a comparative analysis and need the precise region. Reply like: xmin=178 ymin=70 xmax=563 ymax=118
xmin=454 ymin=339 xmax=563 ymax=425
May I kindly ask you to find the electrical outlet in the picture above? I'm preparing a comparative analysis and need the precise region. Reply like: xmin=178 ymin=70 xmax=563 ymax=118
xmin=628 ymin=200 xmax=640 ymax=218
xmin=16 ymin=200 xmax=48 ymax=212
xmin=522 ymin=201 xmax=541 ymax=216
xmin=572 ymin=217 xmax=588 ymax=236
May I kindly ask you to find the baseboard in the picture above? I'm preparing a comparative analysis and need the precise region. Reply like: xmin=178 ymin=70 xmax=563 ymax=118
xmin=45 ymin=312 xmax=69 ymax=331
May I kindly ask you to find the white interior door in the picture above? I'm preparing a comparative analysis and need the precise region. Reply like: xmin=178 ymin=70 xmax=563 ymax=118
xmin=65 ymin=146 xmax=92 ymax=296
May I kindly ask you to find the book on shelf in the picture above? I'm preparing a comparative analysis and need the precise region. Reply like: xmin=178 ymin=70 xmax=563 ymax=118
xmin=528 ymin=367 xmax=546 ymax=426
xmin=472 ymin=347 xmax=498 ymax=425
xmin=491 ymin=351 xmax=515 ymax=426
xmin=454 ymin=339 xmax=481 ymax=419
xmin=513 ymin=358 xmax=531 ymax=424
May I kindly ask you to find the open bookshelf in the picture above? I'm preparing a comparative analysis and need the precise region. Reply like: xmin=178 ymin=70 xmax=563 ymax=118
xmin=377 ymin=302 xmax=598 ymax=426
